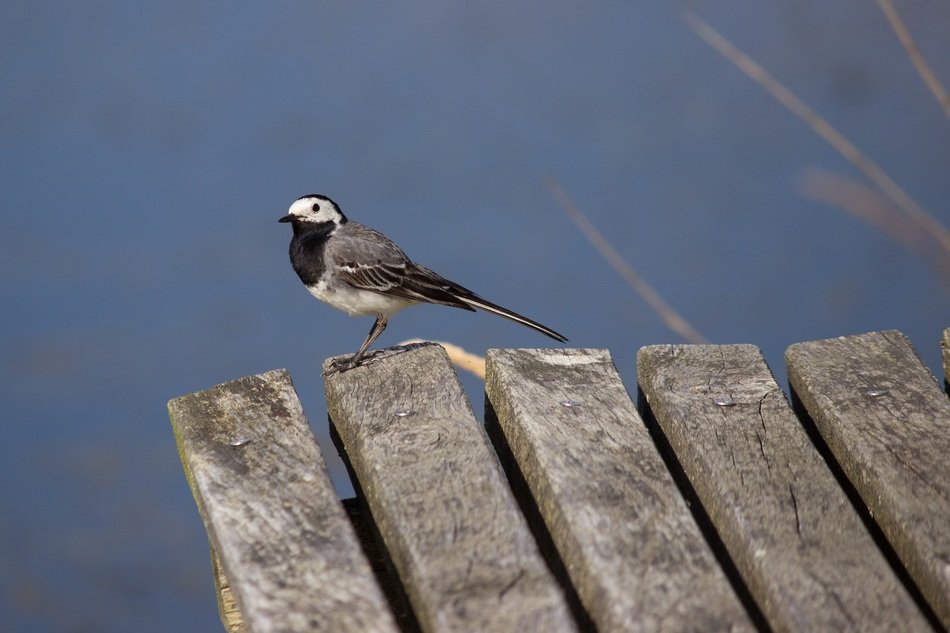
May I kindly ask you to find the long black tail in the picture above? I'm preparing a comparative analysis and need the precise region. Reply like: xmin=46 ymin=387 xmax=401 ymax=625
xmin=402 ymin=263 xmax=568 ymax=343
xmin=456 ymin=294 xmax=568 ymax=343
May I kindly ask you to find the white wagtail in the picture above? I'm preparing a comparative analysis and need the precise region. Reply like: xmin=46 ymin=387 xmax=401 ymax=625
xmin=279 ymin=194 xmax=567 ymax=374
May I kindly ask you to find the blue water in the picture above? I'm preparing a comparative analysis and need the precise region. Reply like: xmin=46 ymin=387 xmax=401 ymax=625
xmin=2 ymin=3 xmax=948 ymax=631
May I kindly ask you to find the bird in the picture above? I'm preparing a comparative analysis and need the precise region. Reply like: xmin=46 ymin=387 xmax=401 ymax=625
xmin=278 ymin=194 xmax=567 ymax=374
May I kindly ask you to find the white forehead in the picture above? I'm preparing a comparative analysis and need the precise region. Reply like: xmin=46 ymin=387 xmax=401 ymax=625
xmin=288 ymin=196 xmax=339 ymax=221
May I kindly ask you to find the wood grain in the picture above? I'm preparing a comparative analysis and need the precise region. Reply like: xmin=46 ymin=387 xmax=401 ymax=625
xmin=324 ymin=344 xmax=576 ymax=633
xmin=486 ymin=347 xmax=752 ymax=633
xmin=638 ymin=343 xmax=931 ymax=632
xmin=211 ymin=545 xmax=245 ymax=633
xmin=786 ymin=330 xmax=950 ymax=628
xmin=942 ymin=327 xmax=950 ymax=385
xmin=168 ymin=369 xmax=398 ymax=633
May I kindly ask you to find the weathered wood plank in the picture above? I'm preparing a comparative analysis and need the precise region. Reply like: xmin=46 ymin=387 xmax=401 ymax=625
xmin=486 ymin=348 xmax=753 ymax=633
xmin=942 ymin=327 xmax=950 ymax=385
xmin=211 ymin=545 xmax=245 ymax=633
xmin=638 ymin=343 xmax=931 ymax=632
xmin=168 ymin=369 xmax=398 ymax=633
xmin=324 ymin=344 xmax=577 ymax=633
xmin=786 ymin=330 xmax=950 ymax=628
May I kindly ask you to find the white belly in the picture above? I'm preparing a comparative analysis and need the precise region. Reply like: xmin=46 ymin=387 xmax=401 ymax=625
xmin=307 ymin=279 xmax=414 ymax=317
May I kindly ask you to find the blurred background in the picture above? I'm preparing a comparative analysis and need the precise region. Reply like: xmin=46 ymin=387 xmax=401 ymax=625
xmin=2 ymin=2 xmax=948 ymax=631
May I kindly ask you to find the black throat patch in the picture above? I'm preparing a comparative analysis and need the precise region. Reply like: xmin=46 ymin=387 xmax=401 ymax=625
xmin=289 ymin=221 xmax=336 ymax=286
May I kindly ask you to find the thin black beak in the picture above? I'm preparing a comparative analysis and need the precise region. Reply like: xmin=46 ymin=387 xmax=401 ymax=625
xmin=278 ymin=215 xmax=293 ymax=223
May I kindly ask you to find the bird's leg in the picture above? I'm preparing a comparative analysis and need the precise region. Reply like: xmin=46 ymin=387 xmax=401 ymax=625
xmin=350 ymin=316 xmax=388 ymax=365
xmin=325 ymin=316 xmax=388 ymax=375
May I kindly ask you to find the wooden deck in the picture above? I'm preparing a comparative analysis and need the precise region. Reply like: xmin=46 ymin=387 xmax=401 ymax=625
xmin=168 ymin=329 xmax=950 ymax=633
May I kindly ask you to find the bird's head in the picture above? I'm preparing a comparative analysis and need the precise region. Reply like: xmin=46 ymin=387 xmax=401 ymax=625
xmin=278 ymin=194 xmax=347 ymax=226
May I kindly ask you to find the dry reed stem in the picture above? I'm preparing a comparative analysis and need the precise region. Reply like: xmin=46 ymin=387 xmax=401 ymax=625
xmin=544 ymin=176 xmax=709 ymax=345
xmin=398 ymin=339 xmax=486 ymax=379
xmin=799 ymin=168 xmax=950 ymax=284
xmin=682 ymin=10 xmax=950 ymax=257
xmin=878 ymin=0 xmax=950 ymax=121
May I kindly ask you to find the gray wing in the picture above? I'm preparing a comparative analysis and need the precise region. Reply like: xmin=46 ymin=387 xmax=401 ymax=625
xmin=327 ymin=222 xmax=476 ymax=311
xmin=329 ymin=222 xmax=568 ymax=342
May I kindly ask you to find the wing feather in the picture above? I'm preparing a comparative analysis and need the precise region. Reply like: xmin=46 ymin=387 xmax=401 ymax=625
xmin=324 ymin=220 xmax=567 ymax=342
xmin=327 ymin=223 xmax=474 ymax=310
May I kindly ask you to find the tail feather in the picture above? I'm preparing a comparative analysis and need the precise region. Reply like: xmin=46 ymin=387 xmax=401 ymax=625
xmin=407 ymin=263 xmax=567 ymax=342
xmin=457 ymin=295 xmax=568 ymax=343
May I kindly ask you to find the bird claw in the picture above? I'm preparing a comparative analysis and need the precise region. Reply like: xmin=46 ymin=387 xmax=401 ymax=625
xmin=323 ymin=348 xmax=390 ymax=376
xmin=322 ymin=356 xmax=361 ymax=377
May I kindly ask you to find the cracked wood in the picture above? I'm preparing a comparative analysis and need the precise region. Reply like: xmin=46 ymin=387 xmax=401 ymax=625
xmin=486 ymin=348 xmax=752 ymax=633
xmin=168 ymin=369 xmax=398 ymax=633
xmin=942 ymin=327 xmax=950 ymax=385
xmin=786 ymin=330 xmax=950 ymax=629
xmin=638 ymin=343 xmax=929 ymax=633
xmin=324 ymin=344 xmax=577 ymax=633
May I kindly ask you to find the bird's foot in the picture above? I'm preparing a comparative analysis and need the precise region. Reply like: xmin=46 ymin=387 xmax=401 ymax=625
xmin=322 ymin=356 xmax=360 ymax=377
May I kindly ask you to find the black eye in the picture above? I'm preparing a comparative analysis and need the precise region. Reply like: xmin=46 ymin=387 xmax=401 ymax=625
xmin=311 ymin=203 xmax=321 ymax=212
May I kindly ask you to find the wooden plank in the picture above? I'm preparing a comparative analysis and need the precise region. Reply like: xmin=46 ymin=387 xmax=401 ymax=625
xmin=211 ymin=545 xmax=245 ymax=633
xmin=324 ymin=344 xmax=577 ymax=633
xmin=786 ymin=330 xmax=950 ymax=628
xmin=168 ymin=369 xmax=398 ymax=633
xmin=942 ymin=327 xmax=950 ymax=385
xmin=638 ymin=343 xmax=931 ymax=632
xmin=486 ymin=348 xmax=753 ymax=633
